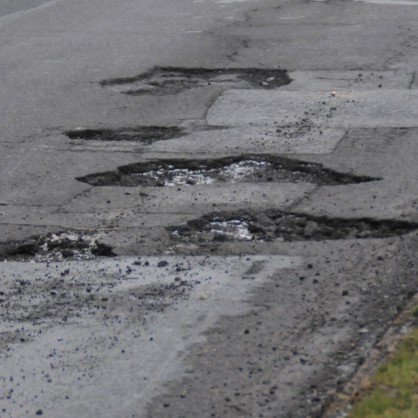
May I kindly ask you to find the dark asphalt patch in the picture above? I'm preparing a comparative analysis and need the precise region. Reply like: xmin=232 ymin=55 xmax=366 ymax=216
xmin=76 ymin=155 xmax=379 ymax=187
xmin=0 ymin=231 xmax=115 ymax=262
xmin=169 ymin=210 xmax=418 ymax=242
xmin=100 ymin=67 xmax=291 ymax=95
xmin=65 ymin=126 xmax=185 ymax=143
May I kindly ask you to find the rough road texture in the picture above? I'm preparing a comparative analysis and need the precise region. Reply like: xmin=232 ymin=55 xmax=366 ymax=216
xmin=1 ymin=0 xmax=418 ymax=417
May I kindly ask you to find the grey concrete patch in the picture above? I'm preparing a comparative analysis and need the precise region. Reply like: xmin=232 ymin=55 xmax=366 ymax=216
xmin=144 ymin=236 xmax=418 ymax=418
xmin=282 ymin=70 xmax=413 ymax=91
xmin=208 ymin=89 xmax=418 ymax=128
xmin=63 ymin=183 xmax=315 ymax=217
xmin=0 ymin=255 xmax=300 ymax=418
xmin=148 ymin=125 xmax=346 ymax=155
xmin=295 ymin=127 xmax=418 ymax=220
xmin=0 ymin=142 xmax=141 ymax=207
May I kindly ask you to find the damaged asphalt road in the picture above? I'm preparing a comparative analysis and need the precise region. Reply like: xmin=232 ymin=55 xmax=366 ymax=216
xmin=2 ymin=0 xmax=418 ymax=417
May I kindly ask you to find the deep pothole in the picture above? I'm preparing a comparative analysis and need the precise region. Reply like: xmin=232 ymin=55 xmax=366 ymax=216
xmin=65 ymin=126 xmax=185 ymax=143
xmin=100 ymin=67 xmax=291 ymax=95
xmin=76 ymin=155 xmax=379 ymax=187
xmin=0 ymin=231 xmax=115 ymax=262
xmin=169 ymin=210 xmax=418 ymax=243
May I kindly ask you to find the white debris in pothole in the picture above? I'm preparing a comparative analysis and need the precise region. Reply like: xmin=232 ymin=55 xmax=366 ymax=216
xmin=219 ymin=160 xmax=272 ymax=182
xmin=140 ymin=168 xmax=215 ymax=186
xmin=137 ymin=160 xmax=272 ymax=187
xmin=171 ymin=219 xmax=254 ymax=242
xmin=34 ymin=232 xmax=103 ymax=263
xmin=208 ymin=219 xmax=253 ymax=240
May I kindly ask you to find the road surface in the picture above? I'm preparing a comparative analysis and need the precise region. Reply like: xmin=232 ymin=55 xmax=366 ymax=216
xmin=1 ymin=0 xmax=418 ymax=417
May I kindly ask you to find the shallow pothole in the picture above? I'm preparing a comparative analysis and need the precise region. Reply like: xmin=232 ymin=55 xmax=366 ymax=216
xmin=169 ymin=210 xmax=418 ymax=242
xmin=76 ymin=155 xmax=379 ymax=187
xmin=0 ymin=231 xmax=115 ymax=262
xmin=65 ymin=126 xmax=185 ymax=143
xmin=100 ymin=67 xmax=291 ymax=95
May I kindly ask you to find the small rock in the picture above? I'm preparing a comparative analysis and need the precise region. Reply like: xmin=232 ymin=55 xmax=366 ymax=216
xmin=303 ymin=221 xmax=319 ymax=238
xmin=92 ymin=242 xmax=114 ymax=257
xmin=61 ymin=249 xmax=74 ymax=258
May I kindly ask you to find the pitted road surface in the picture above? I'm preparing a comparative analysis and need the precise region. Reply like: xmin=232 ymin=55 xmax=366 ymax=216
xmin=2 ymin=0 xmax=418 ymax=417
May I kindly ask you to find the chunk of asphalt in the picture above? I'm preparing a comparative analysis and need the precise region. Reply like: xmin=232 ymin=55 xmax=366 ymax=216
xmin=168 ymin=210 xmax=418 ymax=242
xmin=65 ymin=126 xmax=185 ymax=143
xmin=75 ymin=155 xmax=379 ymax=187
xmin=100 ymin=67 xmax=291 ymax=95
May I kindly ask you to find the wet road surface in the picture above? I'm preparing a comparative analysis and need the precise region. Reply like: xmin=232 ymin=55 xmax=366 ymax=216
xmin=2 ymin=0 xmax=418 ymax=417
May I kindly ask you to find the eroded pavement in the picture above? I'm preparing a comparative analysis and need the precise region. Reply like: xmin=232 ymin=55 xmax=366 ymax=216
xmin=2 ymin=0 xmax=418 ymax=417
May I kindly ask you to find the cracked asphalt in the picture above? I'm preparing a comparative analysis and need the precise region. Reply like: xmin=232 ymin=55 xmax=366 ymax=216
xmin=1 ymin=0 xmax=418 ymax=417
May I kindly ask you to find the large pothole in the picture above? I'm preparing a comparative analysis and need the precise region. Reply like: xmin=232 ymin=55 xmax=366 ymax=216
xmin=169 ymin=210 xmax=418 ymax=242
xmin=0 ymin=231 xmax=115 ymax=262
xmin=76 ymin=155 xmax=378 ymax=187
xmin=100 ymin=67 xmax=291 ymax=95
xmin=65 ymin=126 xmax=185 ymax=143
